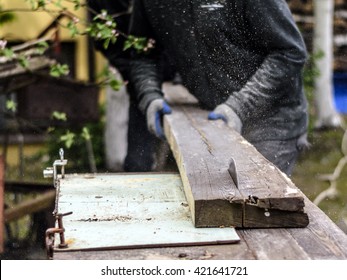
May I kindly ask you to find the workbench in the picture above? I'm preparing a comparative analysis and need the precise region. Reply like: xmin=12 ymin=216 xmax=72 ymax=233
xmin=49 ymin=84 xmax=347 ymax=260
xmin=49 ymin=172 xmax=347 ymax=260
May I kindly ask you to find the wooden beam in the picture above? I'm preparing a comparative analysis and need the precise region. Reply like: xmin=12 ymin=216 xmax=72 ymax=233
xmin=0 ymin=56 xmax=54 ymax=80
xmin=4 ymin=190 xmax=55 ymax=223
xmin=163 ymin=104 xmax=309 ymax=228
xmin=53 ymin=196 xmax=347 ymax=260
xmin=5 ymin=181 xmax=53 ymax=193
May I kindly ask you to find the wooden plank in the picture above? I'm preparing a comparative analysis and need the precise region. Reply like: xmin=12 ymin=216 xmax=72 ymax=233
xmin=163 ymin=105 xmax=308 ymax=228
xmin=238 ymin=228 xmax=310 ymax=260
xmin=53 ymin=196 xmax=347 ymax=260
xmin=4 ymin=190 xmax=55 ymax=223
xmin=53 ymin=242 xmax=255 ymax=260
xmin=235 ymin=197 xmax=347 ymax=259
xmin=163 ymin=105 xmax=243 ymax=227
xmin=242 ymin=204 xmax=309 ymax=228
xmin=288 ymin=198 xmax=347 ymax=259
xmin=5 ymin=181 xmax=53 ymax=192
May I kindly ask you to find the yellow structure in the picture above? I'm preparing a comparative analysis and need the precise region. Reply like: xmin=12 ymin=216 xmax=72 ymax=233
xmin=0 ymin=0 xmax=106 ymax=168
xmin=1 ymin=0 xmax=96 ymax=81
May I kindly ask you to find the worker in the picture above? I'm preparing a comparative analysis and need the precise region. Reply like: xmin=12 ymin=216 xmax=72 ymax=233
xmin=87 ymin=0 xmax=176 ymax=172
xmin=127 ymin=0 xmax=310 ymax=176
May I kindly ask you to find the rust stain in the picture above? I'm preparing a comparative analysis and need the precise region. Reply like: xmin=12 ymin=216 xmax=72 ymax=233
xmin=65 ymin=238 xmax=76 ymax=245
xmin=77 ymin=215 xmax=133 ymax=222
xmin=84 ymin=174 xmax=96 ymax=179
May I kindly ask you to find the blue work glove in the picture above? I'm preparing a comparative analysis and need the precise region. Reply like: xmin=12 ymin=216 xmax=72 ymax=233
xmin=208 ymin=104 xmax=242 ymax=133
xmin=146 ymin=99 xmax=172 ymax=139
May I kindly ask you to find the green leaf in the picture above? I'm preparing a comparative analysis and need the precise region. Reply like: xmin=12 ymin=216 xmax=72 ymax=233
xmin=123 ymin=36 xmax=153 ymax=53
xmin=103 ymin=37 xmax=111 ymax=49
xmin=109 ymin=78 xmax=122 ymax=91
xmin=81 ymin=127 xmax=91 ymax=141
xmin=50 ymin=63 xmax=69 ymax=77
xmin=35 ymin=41 xmax=49 ymax=54
xmin=60 ymin=131 xmax=76 ymax=149
xmin=25 ymin=0 xmax=47 ymax=10
xmin=6 ymin=100 xmax=17 ymax=112
xmin=1 ymin=48 xmax=14 ymax=58
xmin=18 ymin=55 xmax=29 ymax=68
xmin=51 ymin=111 xmax=67 ymax=121
xmin=73 ymin=0 xmax=81 ymax=10
xmin=67 ymin=20 xmax=79 ymax=37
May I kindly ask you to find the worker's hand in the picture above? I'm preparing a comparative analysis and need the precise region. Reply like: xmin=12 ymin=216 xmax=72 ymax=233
xmin=208 ymin=104 xmax=242 ymax=133
xmin=146 ymin=99 xmax=172 ymax=139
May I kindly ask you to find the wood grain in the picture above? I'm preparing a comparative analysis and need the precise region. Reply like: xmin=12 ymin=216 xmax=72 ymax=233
xmin=164 ymin=105 xmax=308 ymax=227
xmin=51 ymin=173 xmax=347 ymax=260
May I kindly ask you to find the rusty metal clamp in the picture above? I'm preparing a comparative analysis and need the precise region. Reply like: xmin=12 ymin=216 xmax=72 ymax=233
xmin=45 ymin=211 xmax=73 ymax=259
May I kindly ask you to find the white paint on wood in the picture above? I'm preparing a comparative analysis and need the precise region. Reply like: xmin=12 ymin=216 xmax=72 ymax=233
xmin=55 ymin=173 xmax=239 ymax=251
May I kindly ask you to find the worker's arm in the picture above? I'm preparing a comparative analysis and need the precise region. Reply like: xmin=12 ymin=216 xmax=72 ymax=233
xmin=217 ymin=0 xmax=307 ymax=124
xmin=126 ymin=0 xmax=174 ymax=139
xmin=127 ymin=0 xmax=165 ymax=113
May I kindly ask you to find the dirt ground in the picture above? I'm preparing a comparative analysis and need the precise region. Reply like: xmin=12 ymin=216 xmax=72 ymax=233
xmin=292 ymin=125 xmax=347 ymax=231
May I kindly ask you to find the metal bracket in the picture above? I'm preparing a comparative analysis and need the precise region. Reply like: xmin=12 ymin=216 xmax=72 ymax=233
xmin=43 ymin=148 xmax=68 ymax=188
xmin=43 ymin=150 xmax=71 ymax=259
xmin=45 ymin=211 xmax=73 ymax=259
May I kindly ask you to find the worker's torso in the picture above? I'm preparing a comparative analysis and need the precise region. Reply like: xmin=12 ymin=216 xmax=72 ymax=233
xmin=138 ymin=0 xmax=308 ymax=141
xmin=141 ymin=0 xmax=265 ymax=108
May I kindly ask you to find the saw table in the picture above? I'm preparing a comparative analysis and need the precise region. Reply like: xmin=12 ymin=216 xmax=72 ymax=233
xmin=47 ymin=172 xmax=240 ymax=255
xmin=45 ymin=167 xmax=347 ymax=260
xmin=46 ymin=83 xmax=347 ymax=259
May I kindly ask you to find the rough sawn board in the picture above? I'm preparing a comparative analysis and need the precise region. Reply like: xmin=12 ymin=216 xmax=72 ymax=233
xmin=163 ymin=105 xmax=309 ymax=228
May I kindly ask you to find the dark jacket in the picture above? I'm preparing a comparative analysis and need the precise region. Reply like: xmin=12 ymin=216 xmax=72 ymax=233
xmin=87 ymin=0 xmax=177 ymax=90
xmin=129 ymin=0 xmax=309 ymax=141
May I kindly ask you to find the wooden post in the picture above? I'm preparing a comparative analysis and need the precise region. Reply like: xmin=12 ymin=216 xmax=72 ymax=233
xmin=0 ymin=155 xmax=4 ymax=253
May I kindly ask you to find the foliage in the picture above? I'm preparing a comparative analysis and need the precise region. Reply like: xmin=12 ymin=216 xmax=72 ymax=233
xmin=0 ymin=0 xmax=154 ymax=82
xmin=51 ymin=111 xmax=67 ymax=121
xmin=302 ymin=50 xmax=326 ymax=132
xmin=46 ymin=104 xmax=106 ymax=172
xmin=292 ymin=120 xmax=347 ymax=224
xmin=124 ymin=35 xmax=155 ymax=53
xmin=97 ymin=66 xmax=123 ymax=91
xmin=0 ymin=0 xmax=155 ymax=171
xmin=49 ymin=63 xmax=70 ymax=77
xmin=303 ymin=50 xmax=324 ymax=96
xmin=86 ymin=9 xmax=118 ymax=49
xmin=5 ymin=99 xmax=17 ymax=112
